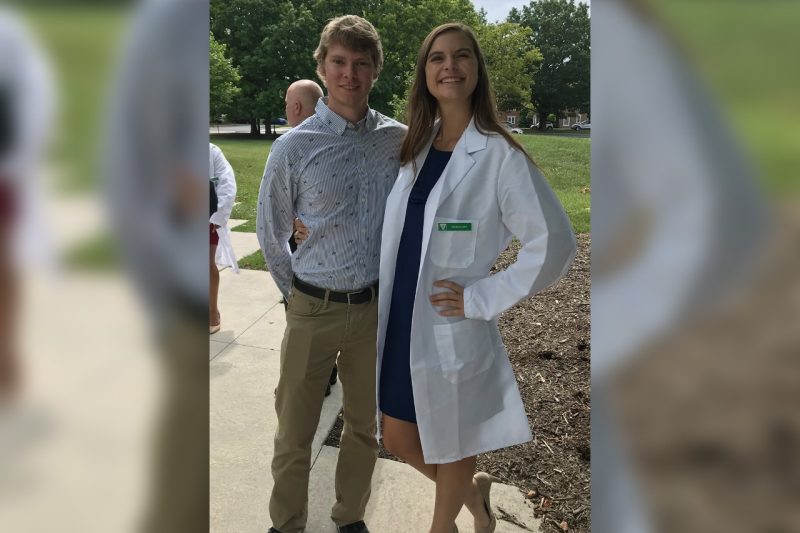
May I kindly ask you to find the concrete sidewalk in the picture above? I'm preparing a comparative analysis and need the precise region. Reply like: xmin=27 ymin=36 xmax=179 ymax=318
xmin=210 ymin=231 xmax=542 ymax=533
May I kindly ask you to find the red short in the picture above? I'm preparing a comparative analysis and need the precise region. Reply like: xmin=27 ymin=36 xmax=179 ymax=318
xmin=0 ymin=181 xmax=17 ymax=226
xmin=210 ymin=223 xmax=219 ymax=246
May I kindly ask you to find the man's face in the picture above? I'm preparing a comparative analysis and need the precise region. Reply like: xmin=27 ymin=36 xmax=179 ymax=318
xmin=319 ymin=43 xmax=377 ymax=117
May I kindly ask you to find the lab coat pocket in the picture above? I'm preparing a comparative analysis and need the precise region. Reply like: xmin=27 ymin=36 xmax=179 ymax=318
xmin=429 ymin=218 xmax=479 ymax=268
xmin=433 ymin=318 xmax=495 ymax=384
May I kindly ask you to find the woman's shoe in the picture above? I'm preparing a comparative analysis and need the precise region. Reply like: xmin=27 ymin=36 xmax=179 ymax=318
xmin=209 ymin=323 xmax=221 ymax=334
xmin=473 ymin=472 xmax=500 ymax=533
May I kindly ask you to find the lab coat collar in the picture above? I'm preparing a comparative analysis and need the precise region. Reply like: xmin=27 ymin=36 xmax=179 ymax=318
xmin=400 ymin=116 xmax=487 ymax=191
xmin=416 ymin=117 xmax=487 ymax=277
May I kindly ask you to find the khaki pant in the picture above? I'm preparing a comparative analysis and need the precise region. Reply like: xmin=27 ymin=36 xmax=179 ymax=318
xmin=270 ymin=286 xmax=379 ymax=533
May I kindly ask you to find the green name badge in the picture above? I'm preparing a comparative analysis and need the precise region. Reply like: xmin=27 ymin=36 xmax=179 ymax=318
xmin=437 ymin=222 xmax=472 ymax=231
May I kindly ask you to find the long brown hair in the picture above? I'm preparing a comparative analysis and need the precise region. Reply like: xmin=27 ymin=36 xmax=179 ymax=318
xmin=399 ymin=23 xmax=532 ymax=168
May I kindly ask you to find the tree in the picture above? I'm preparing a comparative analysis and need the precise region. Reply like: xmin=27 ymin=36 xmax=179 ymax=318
xmin=211 ymin=0 xmax=318 ymax=135
xmin=476 ymin=22 xmax=542 ymax=115
xmin=367 ymin=0 xmax=482 ymax=117
xmin=210 ymin=32 xmax=241 ymax=122
xmin=211 ymin=0 xmax=486 ymax=131
xmin=509 ymin=0 xmax=590 ymax=129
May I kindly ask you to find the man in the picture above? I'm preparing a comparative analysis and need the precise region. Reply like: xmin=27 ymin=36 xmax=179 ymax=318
xmin=257 ymin=15 xmax=406 ymax=533
xmin=282 ymin=78 xmax=338 ymax=397
xmin=284 ymin=78 xmax=323 ymax=130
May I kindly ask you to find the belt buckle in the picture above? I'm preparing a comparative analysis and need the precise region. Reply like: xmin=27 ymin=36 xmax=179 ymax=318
xmin=346 ymin=288 xmax=364 ymax=305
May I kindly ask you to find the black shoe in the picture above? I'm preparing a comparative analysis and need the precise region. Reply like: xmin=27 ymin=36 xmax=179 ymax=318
xmin=329 ymin=365 xmax=338 ymax=386
xmin=325 ymin=383 xmax=331 ymax=397
xmin=267 ymin=528 xmax=283 ymax=533
xmin=337 ymin=521 xmax=369 ymax=533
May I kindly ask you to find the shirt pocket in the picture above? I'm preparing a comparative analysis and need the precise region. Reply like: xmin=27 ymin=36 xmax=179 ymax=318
xmin=429 ymin=217 xmax=479 ymax=268
xmin=433 ymin=318 xmax=495 ymax=384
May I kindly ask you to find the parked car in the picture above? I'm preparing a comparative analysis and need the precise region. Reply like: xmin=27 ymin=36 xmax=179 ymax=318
xmin=508 ymin=126 xmax=523 ymax=134
xmin=533 ymin=122 xmax=554 ymax=131
xmin=571 ymin=121 xmax=591 ymax=131
xmin=271 ymin=117 xmax=288 ymax=125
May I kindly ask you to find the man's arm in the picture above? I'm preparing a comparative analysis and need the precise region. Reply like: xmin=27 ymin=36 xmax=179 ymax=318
xmin=256 ymin=141 xmax=294 ymax=300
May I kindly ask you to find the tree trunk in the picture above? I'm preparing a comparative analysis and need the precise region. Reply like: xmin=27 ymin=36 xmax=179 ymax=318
xmin=538 ymin=110 xmax=549 ymax=130
xmin=249 ymin=117 xmax=260 ymax=136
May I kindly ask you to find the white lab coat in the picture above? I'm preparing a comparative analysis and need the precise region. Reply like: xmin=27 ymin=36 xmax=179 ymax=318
xmin=376 ymin=118 xmax=576 ymax=463
xmin=210 ymin=143 xmax=239 ymax=273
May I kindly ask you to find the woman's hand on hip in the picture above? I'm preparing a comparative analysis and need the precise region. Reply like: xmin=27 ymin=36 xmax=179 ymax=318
xmin=430 ymin=280 xmax=465 ymax=317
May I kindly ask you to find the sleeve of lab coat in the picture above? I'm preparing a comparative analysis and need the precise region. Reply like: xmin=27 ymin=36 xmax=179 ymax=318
xmin=209 ymin=144 xmax=236 ymax=227
xmin=256 ymin=138 xmax=294 ymax=300
xmin=463 ymin=148 xmax=577 ymax=321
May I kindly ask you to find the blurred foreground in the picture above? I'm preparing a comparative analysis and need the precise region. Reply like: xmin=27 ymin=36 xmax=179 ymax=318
xmin=1 ymin=1 xmax=208 ymax=532
xmin=593 ymin=1 xmax=800 ymax=532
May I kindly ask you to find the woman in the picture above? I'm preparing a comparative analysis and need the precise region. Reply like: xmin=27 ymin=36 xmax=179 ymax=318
xmin=209 ymin=142 xmax=238 ymax=334
xmin=376 ymin=23 xmax=576 ymax=532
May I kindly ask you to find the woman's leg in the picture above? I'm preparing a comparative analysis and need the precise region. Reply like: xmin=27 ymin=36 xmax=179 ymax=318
xmin=381 ymin=414 xmax=437 ymax=480
xmin=430 ymin=456 xmax=475 ymax=533
xmin=209 ymin=243 xmax=220 ymax=327
xmin=381 ymin=415 xmax=491 ymax=530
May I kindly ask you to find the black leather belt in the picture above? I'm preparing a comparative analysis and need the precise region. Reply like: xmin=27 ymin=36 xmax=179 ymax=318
xmin=292 ymin=275 xmax=378 ymax=304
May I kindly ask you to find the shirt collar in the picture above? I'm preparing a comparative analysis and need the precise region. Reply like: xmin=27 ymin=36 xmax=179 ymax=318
xmin=316 ymin=96 xmax=376 ymax=136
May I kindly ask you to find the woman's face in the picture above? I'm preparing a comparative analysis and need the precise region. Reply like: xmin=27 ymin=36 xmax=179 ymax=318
xmin=424 ymin=30 xmax=478 ymax=107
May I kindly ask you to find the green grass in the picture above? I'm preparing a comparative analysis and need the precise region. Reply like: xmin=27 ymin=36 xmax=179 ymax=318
xmin=23 ymin=5 xmax=130 ymax=191
xmin=653 ymin=1 xmax=800 ymax=195
xmin=518 ymin=135 xmax=590 ymax=234
xmin=63 ymin=232 xmax=120 ymax=271
xmin=238 ymin=249 xmax=269 ymax=271
xmin=211 ymin=133 xmax=590 ymax=238
xmin=210 ymin=136 xmax=273 ymax=233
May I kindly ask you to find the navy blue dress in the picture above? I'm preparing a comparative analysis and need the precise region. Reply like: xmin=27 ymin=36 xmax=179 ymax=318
xmin=380 ymin=147 xmax=452 ymax=423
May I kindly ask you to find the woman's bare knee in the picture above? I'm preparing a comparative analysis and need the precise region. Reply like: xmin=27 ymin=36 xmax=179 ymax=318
xmin=381 ymin=415 xmax=421 ymax=460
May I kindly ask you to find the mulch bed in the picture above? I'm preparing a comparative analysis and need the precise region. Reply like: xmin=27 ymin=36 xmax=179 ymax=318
xmin=325 ymin=234 xmax=591 ymax=533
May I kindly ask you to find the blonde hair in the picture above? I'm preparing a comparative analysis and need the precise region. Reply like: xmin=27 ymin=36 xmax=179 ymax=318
xmin=399 ymin=23 xmax=532 ymax=168
xmin=314 ymin=15 xmax=384 ymax=82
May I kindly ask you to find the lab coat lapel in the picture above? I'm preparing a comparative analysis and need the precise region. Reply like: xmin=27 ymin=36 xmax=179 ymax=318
xmin=418 ymin=118 xmax=487 ymax=273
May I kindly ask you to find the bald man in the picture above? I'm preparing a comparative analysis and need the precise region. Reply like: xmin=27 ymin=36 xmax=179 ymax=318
xmin=284 ymin=79 xmax=323 ymax=128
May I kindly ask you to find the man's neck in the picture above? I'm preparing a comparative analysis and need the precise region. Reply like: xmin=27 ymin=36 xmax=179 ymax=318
xmin=328 ymin=100 xmax=369 ymax=125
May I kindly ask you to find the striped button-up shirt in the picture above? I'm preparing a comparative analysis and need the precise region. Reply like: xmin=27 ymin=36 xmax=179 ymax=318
xmin=257 ymin=97 xmax=406 ymax=299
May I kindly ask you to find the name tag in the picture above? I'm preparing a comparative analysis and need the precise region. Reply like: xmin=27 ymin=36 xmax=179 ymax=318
xmin=437 ymin=222 xmax=472 ymax=231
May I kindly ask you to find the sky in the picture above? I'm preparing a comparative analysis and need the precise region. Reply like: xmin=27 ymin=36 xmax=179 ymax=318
xmin=471 ymin=0 xmax=590 ymax=24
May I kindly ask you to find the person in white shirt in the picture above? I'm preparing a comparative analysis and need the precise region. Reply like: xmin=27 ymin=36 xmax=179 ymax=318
xmin=209 ymin=142 xmax=237 ymax=334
